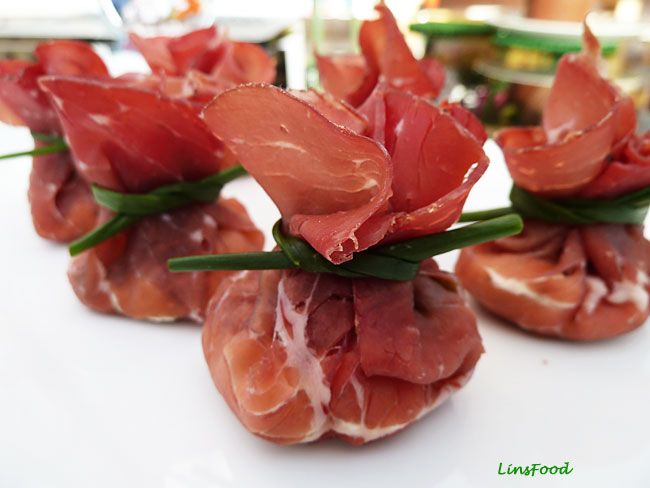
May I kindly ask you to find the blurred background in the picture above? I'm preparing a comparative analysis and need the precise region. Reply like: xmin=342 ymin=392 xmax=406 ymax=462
xmin=1 ymin=0 xmax=648 ymax=130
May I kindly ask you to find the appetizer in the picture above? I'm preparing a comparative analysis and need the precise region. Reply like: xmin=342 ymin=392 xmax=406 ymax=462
xmin=40 ymin=77 xmax=263 ymax=322
xmin=316 ymin=2 xmax=444 ymax=107
xmin=0 ymin=28 xmax=276 ymax=241
xmin=0 ymin=41 xmax=108 ymax=241
xmin=456 ymin=26 xmax=650 ymax=340
xmin=170 ymin=83 xmax=522 ymax=444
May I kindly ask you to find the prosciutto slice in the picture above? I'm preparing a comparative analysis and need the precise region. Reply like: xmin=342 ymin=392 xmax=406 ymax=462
xmin=316 ymin=3 xmax=444 ymax=107
xmin=40 ymin=77 xmax=263 ymax=322
xmin=0 ymin=41 xmax=108 ymax=241
xmin=129 ymin=26 xmax=276 ymax=85
xmin=203 ymin=260 xmax=482 ymax=444
xmin=203 ymin=84 xmax=486 ymax=263
xmin=456 ymin=27 xmax=650 ymax=340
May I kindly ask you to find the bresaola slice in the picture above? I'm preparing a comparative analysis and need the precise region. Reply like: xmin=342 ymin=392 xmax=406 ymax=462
xmin=40 ymin=77 xmax=226 ymax=192
xmin=203 ymin=261 xmax=482 ymax=444
xmin=40 ymin=77 xmax=263 ymax=322
xmin=289 ymin=89 xmax=367 ymax=134
xmin=28 ymin=145 xmax=98 ymax=241
xmin=203 ymin=84 xmax=393 ymax=264
xmin=316 ymin=3 xmax=444 ymax=107
xmin=203 ymin=84 xmax=487 ymax=263
xmin=456 ymin=26 xmax=650 ymax=341
xmin=0 ymin=41 xmax=108 ymax=242
xmin=358 ymin=87 xmax=488 ymax=244
xmin=495 ymin=24 xmax=636 ymax=198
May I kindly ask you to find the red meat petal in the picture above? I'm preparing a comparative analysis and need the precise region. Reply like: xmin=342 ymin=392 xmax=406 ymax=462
xmin=39 ymin=77 xmax=223 ymax=192
xmin=202 ymin=84 xmax=392 ymax=263
xmin=359 ymin=4 xmax=443 ymax=100
xmin=289 ymin=89 xmax=367 ymax=134
xmin=360 ymin=86 xmax=488 ymax=242
xmin=314 ymin=53 xmax=368 ymax=104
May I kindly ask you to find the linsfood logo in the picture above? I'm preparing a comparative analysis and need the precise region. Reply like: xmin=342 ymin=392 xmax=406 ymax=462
xmin=498 ymin=461 xmax=574 ymax=477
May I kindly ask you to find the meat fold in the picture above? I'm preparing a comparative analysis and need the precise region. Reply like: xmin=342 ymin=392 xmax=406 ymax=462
xmin=315 ymin=3 xmax=444 ymax=107
xmin=129 ymin=26 xmax=276 ymax=97
xmin=203 ymin=260 xmax=483 ymax=444
xmin=456 ymin=25 xmax=650 ymax=340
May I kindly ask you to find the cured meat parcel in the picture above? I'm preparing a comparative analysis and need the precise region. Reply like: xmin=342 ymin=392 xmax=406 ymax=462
xmin=456 ymin=26 xmax=650 ymax=341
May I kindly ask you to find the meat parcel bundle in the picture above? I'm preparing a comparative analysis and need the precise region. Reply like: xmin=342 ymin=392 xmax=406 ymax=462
xmin=0 ymin=28 xmax=276 ymax=243
xmin=456 ymin=26 xmax=650 ymax=341
xmin=40 ymin=77 xmax=263 ymax=322
xmin=0 ymin=41 xmax=109 ymax=242
xmin=167 ymin=82 xmax=521 ymax=444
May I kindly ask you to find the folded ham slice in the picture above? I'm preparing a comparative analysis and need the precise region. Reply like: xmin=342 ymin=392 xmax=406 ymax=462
xmin=0 ymin=41 xmax=108 ymax=241
xmin=456 ymin=26 xmax=650 ymax=340
xmin=200 ymin=82 xmax=486 ymax=443
xmin=203 ymin=260 xmax=482 ymax=444
xmin=203 ymin=84 xmax=487 ymax=264
xmin=40 ymin=77 xmax=263 ymax=322
xmin=316 ymin=3 xmax=444 ymax=107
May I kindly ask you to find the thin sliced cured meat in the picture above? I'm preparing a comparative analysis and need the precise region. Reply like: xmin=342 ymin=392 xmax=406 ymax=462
xmin=39 ymin=77 xmax=263 ymax=321
xmin=130 ymin=26 xmax=276 ymax=85
xmin=289 ymin=89 xmax=367 ymax=134
xmin=70 ymin=200 xmax=263 ymax=322
xmin=28 ymin=144 xmax=98 ymax=242
xmin=0 ymin=41 xmax=108 ymax=241
xmin=457 ymin=26 xmax=650 ymax=341
xmin=495 ymin=24 xmax=636 ymax=197
xmin=115 ymin=72 xmax=222 ymax=107
xmin=579 ymin=132 xmax=650 ymax=199
xmin=203 ymin=84 xmax=487 ymax=263
xmin=358 ymin=86 xmax=488 ymax=243
xmin=0 ymin=41 xmax=108 ymax=132
xmin=203 ymin=260 xmax=483 ymax=444
xmin=456 ymin=223 xmax=650 ymax=340
xmin=203 ymin=84 xmax=393 ymax=264
xmin=40 ymin=77 xmax=225 ymax=192
xmin=316 ymin=3 xmax=444 ymax=107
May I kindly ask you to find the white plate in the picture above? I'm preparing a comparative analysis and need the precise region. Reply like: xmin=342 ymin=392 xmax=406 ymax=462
xmin=1 ymin=125 xmax=649 ymax=488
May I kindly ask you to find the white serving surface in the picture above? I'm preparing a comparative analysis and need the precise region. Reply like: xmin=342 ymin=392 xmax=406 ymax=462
xmin=1 ymin=124 xmax=649 ymax=488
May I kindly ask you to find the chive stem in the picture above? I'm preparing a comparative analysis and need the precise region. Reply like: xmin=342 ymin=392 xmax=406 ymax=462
xmin=169 ymin=251 xmax=293 ymax=272
xmin=69 ymin=214 xmax=139 ymax=256
xmin=375 ymin=214 xmax=523 ymax=262
xmin=167 ymin=214 xmax=524 ymax=280
xmin=0 ymin=141 xmax=68 ymax=160
xmin=459 ymin=206 xmax=514 ymax=222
